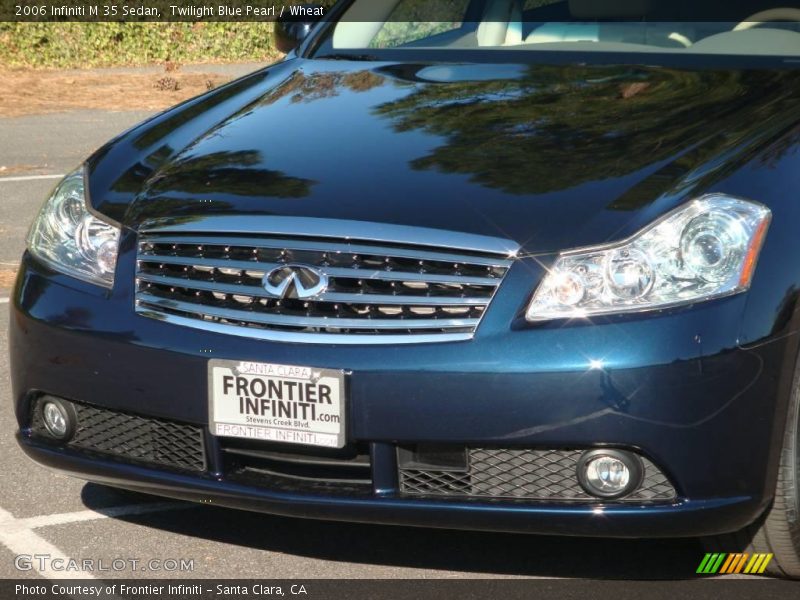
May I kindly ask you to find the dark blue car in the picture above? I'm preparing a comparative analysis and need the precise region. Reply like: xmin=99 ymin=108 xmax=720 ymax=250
xmin=11 ymin=0 xmax=800 ymax=578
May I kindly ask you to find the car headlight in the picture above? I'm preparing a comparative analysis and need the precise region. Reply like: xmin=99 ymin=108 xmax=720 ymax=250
xmin=526 ymin=194 xmax=771 ymax=322
xmin=27 ymin=167 xmax=120 ymax=288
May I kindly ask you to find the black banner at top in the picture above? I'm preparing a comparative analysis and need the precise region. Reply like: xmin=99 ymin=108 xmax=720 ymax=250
xmin=3 ymin=0 xmax=800 ymax=22
xmin=1 ymin=0 xmax=333 ymax=21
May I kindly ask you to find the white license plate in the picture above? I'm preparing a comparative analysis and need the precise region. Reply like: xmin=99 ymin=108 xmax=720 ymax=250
xmin=208 ymin=360 xmax=346 ymax=449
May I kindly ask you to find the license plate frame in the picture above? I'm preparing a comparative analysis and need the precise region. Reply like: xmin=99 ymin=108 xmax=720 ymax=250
xmin=208 ymin=359 xmax=346 ymax=449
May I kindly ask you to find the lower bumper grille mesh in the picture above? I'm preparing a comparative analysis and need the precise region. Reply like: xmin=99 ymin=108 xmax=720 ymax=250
xmin=400 ymin=449 xmax=676 ymax=502
xmin=220 ymin=439 xmax=373 ymax=493
xmin=31 ymin=398 xmax=206 ymax=473
xmin=28 ymin=399 xmax=677 ymax=504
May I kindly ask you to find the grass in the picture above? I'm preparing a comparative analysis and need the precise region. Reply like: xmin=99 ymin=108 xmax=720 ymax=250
xmin=0 ymin=22 xmax=280 ymax=69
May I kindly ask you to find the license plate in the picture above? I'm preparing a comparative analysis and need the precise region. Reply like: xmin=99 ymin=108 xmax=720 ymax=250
xmin=208 ymin=359 xmax=346 ymax=449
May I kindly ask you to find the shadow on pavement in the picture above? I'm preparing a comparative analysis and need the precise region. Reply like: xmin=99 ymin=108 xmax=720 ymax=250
xmin=81 ymin=482 xmax=707 ymax=580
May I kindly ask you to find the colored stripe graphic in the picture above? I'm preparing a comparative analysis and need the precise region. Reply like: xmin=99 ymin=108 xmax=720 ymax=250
xmin=732 ymin=553 xmax=749 ymax=574
xmin=744 ymin=553 xmax=774 ymax=574
xmin=744 ymin=554 xmax=759 ymax=574
xmin=719 ymin=554 xmax=736 ymax=574
xmin=696 ymin=554 xmax=714 ymax=573
xmin=720 ymin=553 xmax=745 ymax=574
xmin=757 ymin=554 xmax=773 ymax=573
xmin=697 ymin=553 xmax=773 ymax=575
xmin=697 ymin=553 xmax=726 ymax=574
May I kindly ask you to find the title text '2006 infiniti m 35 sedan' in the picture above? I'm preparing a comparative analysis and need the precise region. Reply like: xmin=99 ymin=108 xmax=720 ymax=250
xmin=11 ymin=0 xmax=800 ymax=578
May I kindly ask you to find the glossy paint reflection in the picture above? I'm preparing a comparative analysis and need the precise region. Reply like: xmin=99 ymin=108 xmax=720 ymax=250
xmin=85 ymin=60 xmax=800 ymax=259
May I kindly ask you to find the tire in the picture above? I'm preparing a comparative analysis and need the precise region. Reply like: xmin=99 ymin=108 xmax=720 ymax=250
xmin=704 ymin=354 xmax=800 ymax=578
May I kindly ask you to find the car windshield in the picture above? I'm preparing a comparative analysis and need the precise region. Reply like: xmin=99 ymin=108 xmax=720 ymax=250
xmin=316 ymin=0 xmax=800 ymax=57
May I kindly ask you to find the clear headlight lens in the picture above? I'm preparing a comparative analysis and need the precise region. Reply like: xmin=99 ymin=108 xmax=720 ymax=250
xmin=27 ymin=168 xmax=120 ymax=288
xmin=526 ymin=195 xmax=771 ymax=322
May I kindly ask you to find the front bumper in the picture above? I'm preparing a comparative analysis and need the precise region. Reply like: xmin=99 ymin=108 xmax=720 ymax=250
xmin=18 ymin=434 xmax=759 ymax=538
xmin=10 ymin=253 xmax=794 ymax=537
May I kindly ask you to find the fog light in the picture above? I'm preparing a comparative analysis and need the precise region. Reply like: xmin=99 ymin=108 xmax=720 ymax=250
xmin=40 ymin=397 xmax=76 ymax=441
xmin=577 ymin=449 xmax=643 ymax=499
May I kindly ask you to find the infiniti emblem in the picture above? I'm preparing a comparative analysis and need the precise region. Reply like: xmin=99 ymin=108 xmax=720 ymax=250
xmin=262 ymin=264 xmax=329 ymax=300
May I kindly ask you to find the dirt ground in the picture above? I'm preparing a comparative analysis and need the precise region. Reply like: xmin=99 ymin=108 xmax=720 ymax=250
xmin=0 ymin=269 xmax=16 ymax=288
xmin=0 ymin=67 xmax=232 ymax=117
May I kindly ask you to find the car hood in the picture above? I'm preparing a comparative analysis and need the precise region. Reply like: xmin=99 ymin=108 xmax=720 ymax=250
xmin=87 ymin=59 xmax=800 ymax=254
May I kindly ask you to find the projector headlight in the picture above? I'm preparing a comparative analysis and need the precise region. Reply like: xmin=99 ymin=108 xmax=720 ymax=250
xmin=526 ymin=195 xmax=771 ymax=322
xmin=27 ymin=167 xmax=120 ymax=288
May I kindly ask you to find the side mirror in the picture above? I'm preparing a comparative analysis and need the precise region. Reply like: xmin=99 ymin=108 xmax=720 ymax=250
xmin=274 ymin=5 xmax=325 ymax=54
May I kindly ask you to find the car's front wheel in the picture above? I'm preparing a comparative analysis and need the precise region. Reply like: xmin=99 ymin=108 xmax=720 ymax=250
xmin=706 ymin=353 xmax=800 ymax=578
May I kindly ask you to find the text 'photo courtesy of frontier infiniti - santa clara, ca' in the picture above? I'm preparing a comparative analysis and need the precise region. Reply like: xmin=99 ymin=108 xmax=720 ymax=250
xmin=4 ymin=0 xmax=800 ymax=597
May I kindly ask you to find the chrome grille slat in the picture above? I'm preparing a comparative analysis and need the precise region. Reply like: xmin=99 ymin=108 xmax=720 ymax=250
xmin=138 ymin=254 xmax=502 ymax=286
xmin=140 ymin=235 xmax=514 ymax=268
xmin=138 ymin=312 xmax=477 ymax=344
xmin=137 ymin=293 xmax=480 ymax=330
xmin=135 ymin=229 xmax=514 ymax=344
xmin=137 ymin=273 xmax=492 ymax=306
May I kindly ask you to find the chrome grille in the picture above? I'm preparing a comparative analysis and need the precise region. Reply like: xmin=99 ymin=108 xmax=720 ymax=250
xmin=135 ymin=229 xmax=514 ymax=343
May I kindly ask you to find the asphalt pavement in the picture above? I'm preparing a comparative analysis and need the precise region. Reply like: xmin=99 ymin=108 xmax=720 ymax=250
xmin=0 ymin=67 xmax=784 ymax=588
